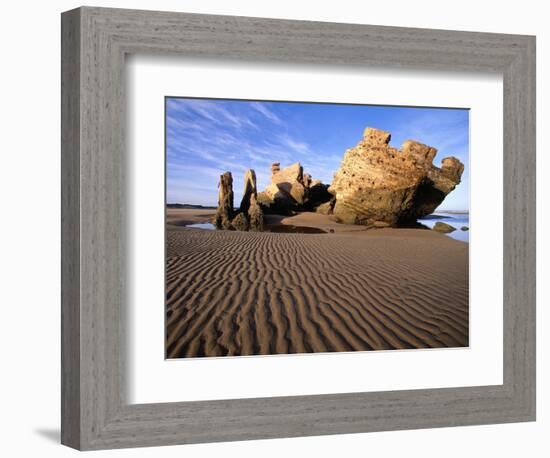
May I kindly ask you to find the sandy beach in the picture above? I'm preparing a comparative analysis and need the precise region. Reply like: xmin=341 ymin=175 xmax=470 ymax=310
xmin=166 ymin=209 xmax=469 ymax=358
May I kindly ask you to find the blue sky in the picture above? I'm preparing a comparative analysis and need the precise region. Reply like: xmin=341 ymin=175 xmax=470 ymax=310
xmin=166 ymin=98 xmax=469 ymax=211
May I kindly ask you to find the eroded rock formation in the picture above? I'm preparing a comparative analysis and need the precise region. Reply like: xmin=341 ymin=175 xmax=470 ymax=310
xmin=247 ymin=194 xmax=264 ymax=232
xmin=231 ymin=212 xmax=249 ymax=231
xmin=329 ymin=127 xmax=464 ymax=226
xmin=239 ymin=170 xmax=258 ymax=215
xmin=239 ymin=169 xmax=264 ymax=231
xmin=215 ymin=169 xmax=264 ymax=231
xmin=315 ymin=200 xmax=335 ymax=215
xmin=258 ymin=162 xmax=331 ymax=214
xmin=213 ymin=127 xmax=463 ymax=231
xmin=214 ymin=172 xmax=234 ymax=230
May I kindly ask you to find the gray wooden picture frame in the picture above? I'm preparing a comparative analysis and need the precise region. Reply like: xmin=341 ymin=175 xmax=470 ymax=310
xmin=61 ymin=6 xmax=536 ymax=451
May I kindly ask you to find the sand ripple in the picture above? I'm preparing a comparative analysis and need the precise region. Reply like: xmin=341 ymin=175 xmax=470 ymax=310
xmin=166 ymin=228 xmax=469 ymax=358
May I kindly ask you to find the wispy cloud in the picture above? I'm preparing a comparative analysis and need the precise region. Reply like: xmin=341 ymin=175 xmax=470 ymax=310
xmin=249 ymin=102 xmax=282 ymax=124
xmin=389 ymin=109 xmax=469 ymax=163
xmin=166 ymin=98 xmax=323 ymax=205
xmin=276 ymin=134 xmax=312 ymax=155
xmin=167 ymin=98 xmax=258 ymax=130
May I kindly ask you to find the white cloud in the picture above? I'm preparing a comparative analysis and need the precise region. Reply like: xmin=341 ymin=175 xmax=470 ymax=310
xmin=249 ymin=102 xmax=282 ymax=124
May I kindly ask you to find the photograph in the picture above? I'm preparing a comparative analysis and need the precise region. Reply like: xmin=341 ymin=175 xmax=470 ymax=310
xmin=165 ymin=97 xmax=470 ymax=359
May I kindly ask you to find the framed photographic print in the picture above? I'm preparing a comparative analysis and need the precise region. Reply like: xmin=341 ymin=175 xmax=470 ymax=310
xmin=61 ymin=6 xmax=536 ymax=450
xmin=165 ymin=97 xmax=470 ymax=359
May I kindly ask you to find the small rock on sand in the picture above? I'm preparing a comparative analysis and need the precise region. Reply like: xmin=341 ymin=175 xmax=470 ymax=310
xmin=433 ymin=222 xmax=456 ymax=233
xmin=461 ymin=226 xmax=469 ymax=231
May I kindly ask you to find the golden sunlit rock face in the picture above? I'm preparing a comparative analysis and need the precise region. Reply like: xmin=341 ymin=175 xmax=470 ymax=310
xmin=329 ymin=127 xmax=464 ymax=226
xmin=257 ymin=162 xmax=332 ymax=214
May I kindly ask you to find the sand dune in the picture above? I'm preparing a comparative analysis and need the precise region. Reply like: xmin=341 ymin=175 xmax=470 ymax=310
xmin=166 ymin=221 xmax=469 ymax=358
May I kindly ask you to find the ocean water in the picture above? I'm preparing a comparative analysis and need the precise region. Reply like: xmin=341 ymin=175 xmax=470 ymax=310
xmin=419 ymin=212 xmax=470 ymax=242
xmin=185 ymin=222 xmax=216 ymax=230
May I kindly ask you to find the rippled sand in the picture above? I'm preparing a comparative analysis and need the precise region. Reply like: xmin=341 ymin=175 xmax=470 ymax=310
xmin=166 ymin=214 xmax=469 ymax=358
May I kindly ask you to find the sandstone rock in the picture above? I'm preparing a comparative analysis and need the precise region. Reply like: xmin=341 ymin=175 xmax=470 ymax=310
xmin=273 ymin=162 xmax=307 ymax=205
xmin=239 ymin=169 xmax=258 ymax=215
xmin=303 ymin=173 xmax=313 ymax=188
xmin=315 ymin=199 xmax=335 ymax=215
xmin=238 ymin=169 xmax=264 ymax=231
xmin=231 ymin=212 xmax=249 ymax=231
xmin=433 ymin=222 xmax=456 ymax=233
xmin=329 ymin=127 xmax=464 ymax=226
xmin=213 ymin=169 xmax=265 ymax=232
xmin=248 ymin=194 xmax=264 ymax=231
xmin=363 ymin=127 xmax=391 ymax=145
xmin=258 ymin=162 xmax=304 ymax=213
xmin=258 ymin=162 xmax=331 ymax=214
xmin=214 ymin=172 xmax=234 ymax=230
xmin=306 ymin=180 xmax=333 ymax=211
xmin=441 ymin=157 xmax=465 ymax=184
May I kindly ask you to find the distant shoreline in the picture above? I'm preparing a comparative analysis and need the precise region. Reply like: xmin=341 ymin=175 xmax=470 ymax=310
xmin=167 ymin=203 xmax=217 ymax=210
xmin=436 ymin=210 xmax=469 ymax=214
